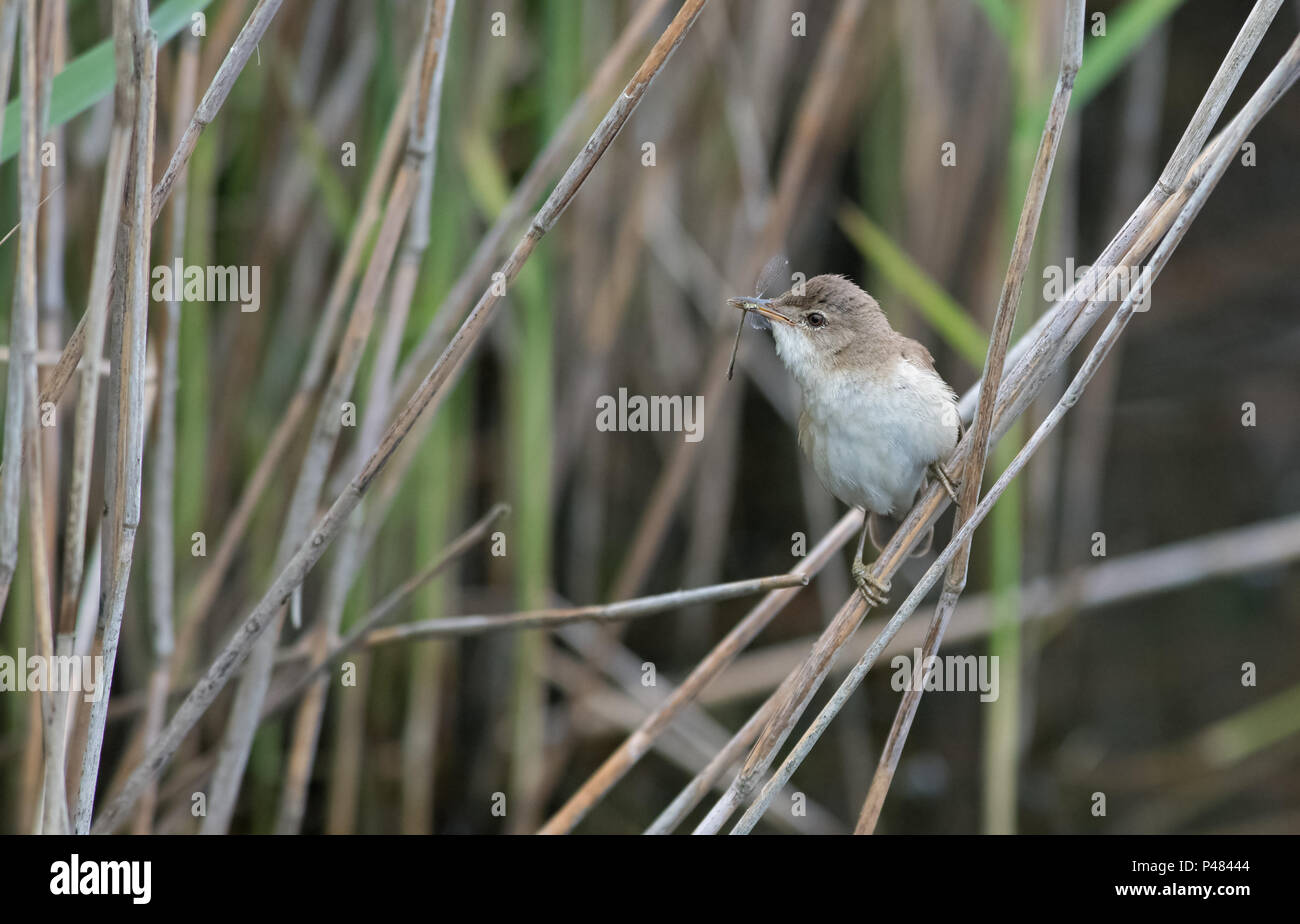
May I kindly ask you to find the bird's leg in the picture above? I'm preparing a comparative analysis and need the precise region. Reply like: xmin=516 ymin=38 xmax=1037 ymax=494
xmin=851 ymin=516 xmax=891 ymax=607
xmin=929 ymin=461 xmax=961 ymax=505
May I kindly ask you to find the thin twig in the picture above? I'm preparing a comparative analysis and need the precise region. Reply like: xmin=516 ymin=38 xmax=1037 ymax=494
xmin=11 ymin=0 xmax=64 ymax=833
xmin=365 ymin=574 xmax=808 ymax=643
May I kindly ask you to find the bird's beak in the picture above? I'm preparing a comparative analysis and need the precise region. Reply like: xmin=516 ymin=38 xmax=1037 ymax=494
xmin=727 ymin=296 xmax=794 ymax=326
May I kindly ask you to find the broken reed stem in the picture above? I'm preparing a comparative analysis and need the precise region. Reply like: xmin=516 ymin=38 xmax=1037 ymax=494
xmin=134 ymin=28 xmax=197 ymax=836
xmin=692 ymin=0 xmax=1285 ymax=836
xmin=852 ymin=0 xmax=1084 ymax=836
xmin=73 ymin=6 xmax=154 ymax=835
xmin=90 ymin=0 xmax=710 ymax=835
xmin=366 ymin=574 xmax=809 ymax=643
xmin=200 ymin=0 xmax=447 ymax=835
xmin=732 ymin=33 xmax=1300 ymax=835
xmin=274 ymin=0 xmax=457 ymax=836
xmin=538 ymin=510 xmax=862 ymax=834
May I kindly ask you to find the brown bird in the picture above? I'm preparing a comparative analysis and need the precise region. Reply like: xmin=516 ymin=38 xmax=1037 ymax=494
xmin=729 ymin=275 xmax=960 ymax=606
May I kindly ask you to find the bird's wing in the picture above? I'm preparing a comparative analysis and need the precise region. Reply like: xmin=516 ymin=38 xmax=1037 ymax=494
xmin=898 ymin=336 xmax=937 ymax=373
xmin=797 ymin=407 xmax=814 ymax=460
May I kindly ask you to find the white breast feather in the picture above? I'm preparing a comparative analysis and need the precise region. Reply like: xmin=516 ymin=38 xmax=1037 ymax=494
xmin=798 ymin=356 xmax=958 ymax=516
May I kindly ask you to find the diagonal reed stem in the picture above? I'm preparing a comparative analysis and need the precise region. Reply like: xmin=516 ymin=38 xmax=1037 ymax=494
xmin=854 ymin=0 xmax=1084 ymax=836
xmin=687 ymin=0 xmax=1285 ymax=835
xmin=730 ymin=29 xmax=1300 ymax=834
xmin=89 ymin=0 xmax=711 ymax=835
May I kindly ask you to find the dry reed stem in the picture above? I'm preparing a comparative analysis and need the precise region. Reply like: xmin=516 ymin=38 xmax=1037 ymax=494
xmin=692 ymin=511 xmax=1300 ymax=707
xmin=134 ymin=29 xmax=198 ymax=836
xmin=688 ymin=0 xmax=1285 ymax=835
xmin=386 ymin=0 xmax=673 ymax=411
xmin=853 ymin=0 xmax=1084 ymax=836
xmin=274 ymin=0 xmax=457 ymax=835
xmin=73 ymin=2 xmax=154 ymax=833
xmin=538 ymin=510 xmax=862 ymax=833
xmin=200 ymin=1 xmax=449 ymax=834
xmin=55 ymin=36 xmax=132 ymax=642
xmin=175 ymin=55 xmax=419 ymax=658
xmin=0 ymin=0 xmax=287 ymax=461
xmin=150 ymin=0 xmax=283 ymax=217
xmin=0 ymin=0 xmax=26 ymax=618
xmin=365 ymin=574 xmax=809 ymax=643
xmin=10 ymin=0 xmax=64 ymax=833
xmin=90 ymin=0 xmax=710 ymax=834
xmin=731 ymin=34 xmax=1300 ymax=834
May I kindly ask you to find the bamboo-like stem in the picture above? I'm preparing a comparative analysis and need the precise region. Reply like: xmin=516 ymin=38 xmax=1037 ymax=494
xmin=90 ymin=0 xmax=710 ymax=835
xmin=134 ymin=29 xmax=197 ymax=836
xmin=689 ymin=0 xmax=1285 ymax=835
xmin=730 ymin=35 xmax=1300 ymax=834
xmin=538 ymin=510 xmax=861 ymax=833
xmin=0 ymin=0 xmax=26 ymax=619
xmin=853 ymin=0 xmax=1083 ymax=837
xmin=645 ymin=678 xmax=786 ymax=834
xmin=73 ymin=3 xmax=155 ymax=835
xmin=35 ymin=0 xmax=65 ymax=641
xmin=1058 ymin=27 xmax=1168 ymax=571
xmin=11 ymin=0 xmax=64 ymax=834
xmin=365 ymin=574 xmax=808 ymax=644
xmin=274 ymin=0 xmax=457 ymax=836
xmin=199 ymin=0 xmax=449 ymax=835
xmin=54 ymin=12 xmax=131 ymax=652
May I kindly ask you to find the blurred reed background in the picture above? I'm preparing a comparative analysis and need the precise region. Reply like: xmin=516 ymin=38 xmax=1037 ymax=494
xmin=0 ymin=0 xmax=1297 ymax=834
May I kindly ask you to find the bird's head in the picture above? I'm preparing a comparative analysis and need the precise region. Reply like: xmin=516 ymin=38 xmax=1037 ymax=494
xmin=728 ymin=274 xmax=889 ymax=387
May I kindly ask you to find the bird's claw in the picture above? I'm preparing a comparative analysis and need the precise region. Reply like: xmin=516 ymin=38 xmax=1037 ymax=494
xmin=852 ymin=559 xmax=891 ymax=608
xmin=930 ymin=462 xmax=961 ymax=505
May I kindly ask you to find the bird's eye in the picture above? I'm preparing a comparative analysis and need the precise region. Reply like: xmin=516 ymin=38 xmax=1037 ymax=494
xmin=807 ymin=312 xmax=826 ymax=328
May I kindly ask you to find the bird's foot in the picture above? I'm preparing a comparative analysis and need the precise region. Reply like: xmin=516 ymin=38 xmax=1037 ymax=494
xmin=851 ymin=559 xmax=891 ymax=608
xmin=929 ymin=461 xmax=961 ymax=505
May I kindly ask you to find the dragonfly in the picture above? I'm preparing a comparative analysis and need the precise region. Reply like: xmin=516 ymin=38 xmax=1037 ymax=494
xmin=726 ymin=254 xmax=790 ymax=380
